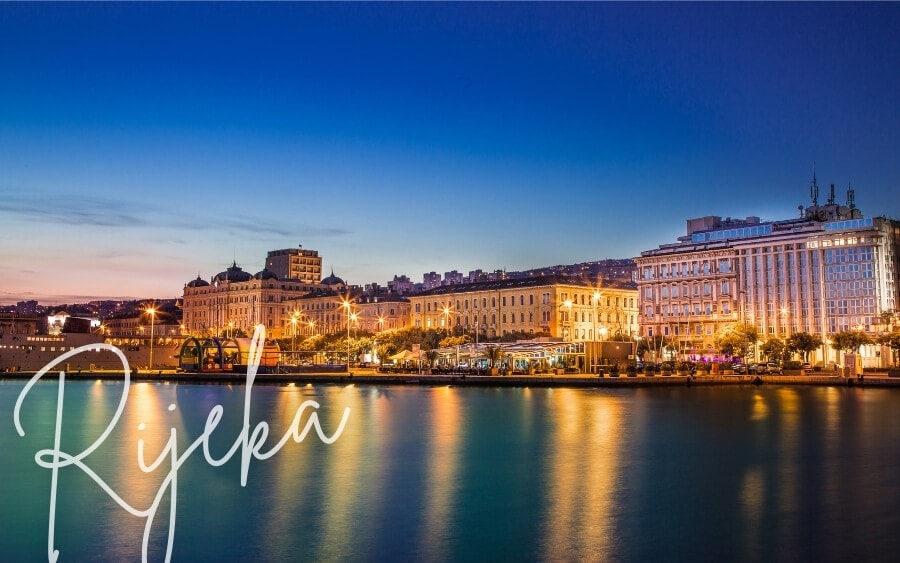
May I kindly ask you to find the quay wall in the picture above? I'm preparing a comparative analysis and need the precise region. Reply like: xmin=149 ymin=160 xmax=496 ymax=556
xmin=4 ymin=371 xmax=900 ymax=389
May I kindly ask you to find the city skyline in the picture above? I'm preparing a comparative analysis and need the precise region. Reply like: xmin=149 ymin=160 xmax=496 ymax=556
xmin=2 ymin=3 xmax=899 ymax=305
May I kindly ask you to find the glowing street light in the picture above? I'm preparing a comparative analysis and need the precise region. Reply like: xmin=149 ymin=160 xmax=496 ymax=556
xmin=592 ymin=291 xmax=602 ymax=341
xmin=442 ymin=306 xmax=452 ymax=334
xmin=342 ymin=298 xmax=354 ymax=372
xmin=291 ymin=312 xmax=299 ymax=364
xmin=563 ymin=299 xmax=573 ymax=342
xmin=146 ymin=306 xmax=156 ymax=370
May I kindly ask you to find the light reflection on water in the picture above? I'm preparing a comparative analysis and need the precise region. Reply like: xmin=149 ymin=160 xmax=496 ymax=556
xmin=3 ymin=380 xmax=900 ymax=562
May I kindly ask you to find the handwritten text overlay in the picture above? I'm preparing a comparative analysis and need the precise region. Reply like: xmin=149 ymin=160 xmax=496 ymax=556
xmin=13 ymin=325 xmax=351 ymax=562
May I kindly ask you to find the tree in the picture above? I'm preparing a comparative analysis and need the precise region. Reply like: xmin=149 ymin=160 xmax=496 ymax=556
xmin=760 ymin=338 xmax=787 ymax=364
xmin=830 ymin=330 xmax=874 ymax=354
xmin=786 ymin=332 xmax=824 ymax=363
xmin=440 ymin=334 xmax=473 ymax=348
xmin=715 ymin=323 xmax=759 ymax=361
xmin=636 ymin=335 xmax=675 ymax=361
xmin=880 ymin=310 xmax=897 ymax=330
xmin=424 ymin=348 xmax=438 ymax=368
xmin=375 ymin=341 xmax=396 ymax=366
xmin=485 ymin=345 xmax=502 ymax=369
xmin=877 ymin=330 xmax=900 ymax=367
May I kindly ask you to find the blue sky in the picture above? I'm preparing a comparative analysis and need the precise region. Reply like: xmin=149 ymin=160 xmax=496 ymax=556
xmin=1 ymin=2 xmax=898 ymax=305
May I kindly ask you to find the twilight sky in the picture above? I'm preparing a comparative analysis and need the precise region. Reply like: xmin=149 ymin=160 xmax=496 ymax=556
xmin=2 ymin=2 xmax=899 ymax=305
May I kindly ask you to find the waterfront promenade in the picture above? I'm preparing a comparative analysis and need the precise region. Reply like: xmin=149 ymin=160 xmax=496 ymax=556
xmin=4 ymin=368 xmax=900 ymax=388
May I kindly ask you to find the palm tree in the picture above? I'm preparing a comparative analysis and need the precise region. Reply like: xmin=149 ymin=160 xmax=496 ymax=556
xmin=485 ymin=345 xmax=502 ymax=370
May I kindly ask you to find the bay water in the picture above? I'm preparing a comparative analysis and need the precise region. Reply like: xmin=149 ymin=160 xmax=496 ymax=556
xmin=2 ymin=378 xmax=899 ymax=562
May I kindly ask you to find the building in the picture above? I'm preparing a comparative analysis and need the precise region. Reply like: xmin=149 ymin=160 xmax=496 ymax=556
xmin=354 ymin=294 xmax=411 ymax=333
xmin=286 ymin=272 xmax=410 ymax=337
xmin=265 ymin=246 xmax=323 ymax=284
xmin=635 ymin=179 xmax=900 ymax=367
xmin=284 ymin=272 xmax=352 ymax=336
xmin=444 ymin=270 xmax=465 ymax=285
xmin=423 ymin=272 xmax=442 ymax=290
xmin=388 ymin=275 xmax=415 ymax=295
xmin=407 ymin=274 xmax=639 ymax=341
xmin=181 ymin=262 xmax=321 ymax=339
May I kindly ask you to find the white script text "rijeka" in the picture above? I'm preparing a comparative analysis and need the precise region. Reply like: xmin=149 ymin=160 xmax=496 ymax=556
xmin=13 ymin=324 xmax=351 ymax=563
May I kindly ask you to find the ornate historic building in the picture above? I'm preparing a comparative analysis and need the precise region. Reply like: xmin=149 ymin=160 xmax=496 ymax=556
xmin=181 ymin=262 xmax=320 ymax=339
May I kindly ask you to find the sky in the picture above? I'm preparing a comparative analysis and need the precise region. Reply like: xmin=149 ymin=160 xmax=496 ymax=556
xmin=1 ymin=2 xmax=899 ymax=305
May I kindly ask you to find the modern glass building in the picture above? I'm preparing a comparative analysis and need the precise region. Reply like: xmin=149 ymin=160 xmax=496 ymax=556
xmin=636 ymin=181 xmax=899 ymax=367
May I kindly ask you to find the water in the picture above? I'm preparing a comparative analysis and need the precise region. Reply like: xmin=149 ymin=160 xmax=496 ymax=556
xmin=2 ymin=378 xmax=900 ymax=562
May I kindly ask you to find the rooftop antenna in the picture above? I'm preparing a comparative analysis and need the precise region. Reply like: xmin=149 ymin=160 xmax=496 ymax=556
xmin=810 ymin=164 xmax=819 ymax=206
xmin=847 ymin=183 xmax=856 ymax=209
xmin=828 ymin=183 xmax=836 ymax=205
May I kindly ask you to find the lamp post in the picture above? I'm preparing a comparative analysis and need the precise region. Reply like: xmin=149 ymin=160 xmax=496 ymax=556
xmin=291 ymin=312 xmax=299 ymax=365
xmin=342 ymin=298 xmax=353 ymax=372
xmin=443 ymin=306 xmax=451 ymax=335
xmin=146 ymin=306 xmax=156 ymax=370
xmin=592 ymin=291 xmax=601 ymax=341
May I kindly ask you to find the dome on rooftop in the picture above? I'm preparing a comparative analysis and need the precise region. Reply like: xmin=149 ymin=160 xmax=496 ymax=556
xmin=212 ymin=261 xmax=253 ymax=284
xmin=254 ymin=269 xmax=278 ymax=280
xmin=321 ymin=268 xmax=345 ymax=286
xmin=186 ymin=275 xmax=210 ymax=288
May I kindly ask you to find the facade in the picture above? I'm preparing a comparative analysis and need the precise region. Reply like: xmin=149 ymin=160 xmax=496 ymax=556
xmin=288 ymin=289 xmax=410 ymax=336
xmin=181 ymin=262 xmax=320 ymax=339
xmin=636 ymin=182 xmax=900 ymax=366
xmin=407 ymin=274 xmax=639 ymax=341
xmin=354 ymin=294 xmax=411 ymax=332
xmin=265 ymin=246 xmax=322 ymax=284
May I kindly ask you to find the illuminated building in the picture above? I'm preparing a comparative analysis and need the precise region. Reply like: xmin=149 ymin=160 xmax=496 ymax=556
xmin=181 ymin=262 xmax=320 ymax=339
xmin=407 ymin=274 xmax=638 ymax=341
xmin=636 ymin=178 xmax=900 ymax=366
xmin=265 ymin=246 xmax=323 ymax=284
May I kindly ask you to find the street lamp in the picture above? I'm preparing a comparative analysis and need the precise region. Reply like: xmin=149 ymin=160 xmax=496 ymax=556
xmin=592 ymin=291 xmax=602 ymax=341
xmin=146 ymin=306 xmax=156 ymax=370
xmin=442 ymin=306 xmax=452 ymax=334
xmin=342 ymin=298 xmax=353 ymax=372
xmin=562 ymin=299 xmax=573 ymax=342
xmin=291 ymin=312 xmax=299 ymax=364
